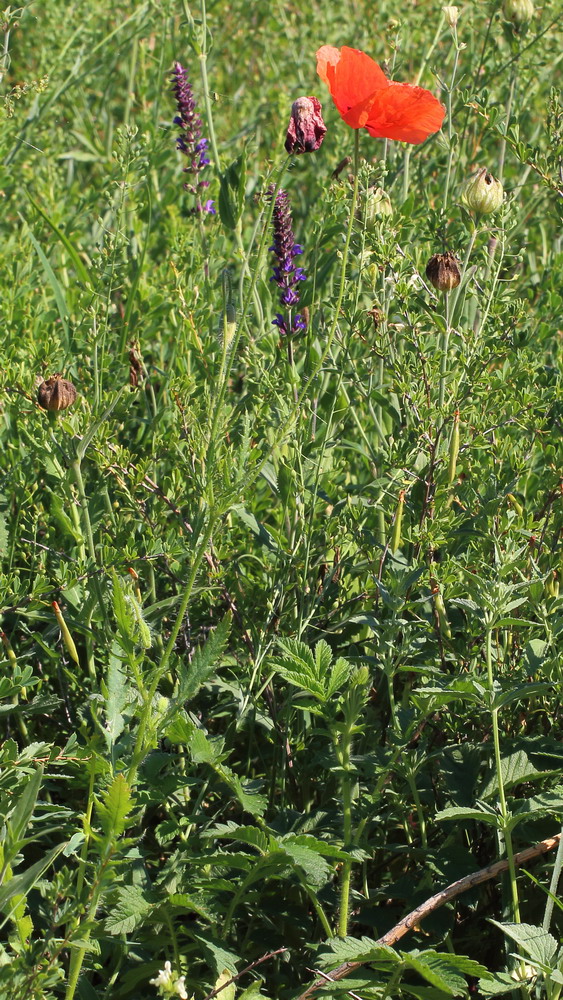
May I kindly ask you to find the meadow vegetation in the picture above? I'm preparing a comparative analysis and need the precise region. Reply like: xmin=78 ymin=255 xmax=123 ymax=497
xmin=0 ymin=0 xmax=562 ymax=998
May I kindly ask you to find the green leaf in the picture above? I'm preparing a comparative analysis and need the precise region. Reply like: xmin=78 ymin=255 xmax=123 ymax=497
xmin=317 ymin=936 xmax=400 ymax=969
xmin=434 ymin=805 xmax=499 ymax=827
xmin=104 ymin=884 xmax=152 ymax=935
xmin=218 ymin=148 xmax=247 ymax=230
xmin=478 ymin=973 xmax=518 ymax=996
xmin=0 ymin=843 xmax=66 ymax=925
xmin=26 ymin=192 xmax=92 ymax=287
xmin=7 ymin=765 xmax=44 ymax=847
xmin=96 ymin=774 xmax=133 ymax=840
xmin=180 ymin=610 xmax=232 ymax=702
xmin=104 ymin=642 xmax=128 ymax=749
xmin=489 ymin=921 xmax=558 ymax=968
xmin=480 ymin=750 xmax=558 ymax=799
xmin=403 ymin=951 xmax=487 ymax=995
xmin=277 ymin=840 xmax=331 ymax=888
xmin=26 ymin=228 xmax=69 ymax=341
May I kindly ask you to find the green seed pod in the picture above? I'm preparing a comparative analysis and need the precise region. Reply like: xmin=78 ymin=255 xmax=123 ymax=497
xmin=464 ymin=168 xmax=504 ymax=215
xmin=390 ymin=490 xmax=405 ymax=554
xmin=447 ymin=409 xmax=460 ymax=485
xmin=503 ymin=0 xmax=534 ymax=24
xmin=431 ymin=580 xmax=452 ymax=638
xmin=506 ymin=493 xmax=524 ymax=517
xmin=52 ymin=601 xmax=80 ymax=665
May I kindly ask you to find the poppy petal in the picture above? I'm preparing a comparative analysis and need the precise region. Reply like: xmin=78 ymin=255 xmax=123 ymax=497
xmin=316 ymin=45 xmax=388 ymax=128
xmin=364 ymin=82 xmax=445 ymax=143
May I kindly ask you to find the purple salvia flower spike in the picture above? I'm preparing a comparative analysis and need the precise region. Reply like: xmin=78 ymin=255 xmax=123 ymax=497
xmin=171 ymin=61 xmax=214 ymax=214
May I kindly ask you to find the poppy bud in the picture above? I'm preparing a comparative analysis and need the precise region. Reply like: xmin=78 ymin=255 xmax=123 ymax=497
xmin=285 ymin=96 xmax=327 ymax=154
xmin=425 ymin=251 xmax=461 ymax=293
xmin=442 ymin=5 xmax=459 ymax=27
xmin=503 ymin=0 xmax=534 ymax=24
xmin=37 ymin=373 xmax=77 ymax=411
xmin=464 ymin=168 xmax=504 ymax=215
xmin=363 ymin=186 xmax=392 ymax=225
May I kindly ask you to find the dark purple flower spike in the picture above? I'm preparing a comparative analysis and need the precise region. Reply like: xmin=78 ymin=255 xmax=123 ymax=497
xmin=171 ymin=61 xmax=215 ymax=214
xmin=285 ymin=96 xmax=327 ymax=154
xmin=270 ymin=188 xmax=306 ymax=337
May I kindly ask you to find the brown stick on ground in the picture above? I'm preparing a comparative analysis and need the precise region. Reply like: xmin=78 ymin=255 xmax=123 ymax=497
xmin=297 ymin=832 xmax=562 ymax=1000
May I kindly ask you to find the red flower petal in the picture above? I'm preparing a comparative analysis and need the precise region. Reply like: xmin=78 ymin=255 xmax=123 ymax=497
xmin=316 ymin=45 xmax=388 ymax=128
xmin=364 ymin=82 xmax=445 ymax=143
xmin=316 ymin=45 xmax=445 ymax=143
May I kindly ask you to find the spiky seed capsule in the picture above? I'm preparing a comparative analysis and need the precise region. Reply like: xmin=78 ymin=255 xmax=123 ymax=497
xmin=426 ymin=252 xmax=461 ymax=292
xmin=464 ymin=168 xmax=504 ymax=215
xmin=503 ymin=0 xmax=534 ymax=24
xmin=37 ymin=374 xmax=77 ymax=411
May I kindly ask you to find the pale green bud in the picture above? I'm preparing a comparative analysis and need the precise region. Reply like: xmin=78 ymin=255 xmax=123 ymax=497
xmin=503 ymin=0 xmax=534 ymax=24
xmin=464 ymin=168 xmax=504 ymax=215
xmin=364 ymin=186 xmax=392 ymax=226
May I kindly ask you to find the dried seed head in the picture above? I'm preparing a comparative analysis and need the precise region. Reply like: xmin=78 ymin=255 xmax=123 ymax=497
xmin=464 ymin=167 xmax=504 ymax=215
xmin=425 ymin=251 xmax=461 ymax=293
xmin=37 ymin=373 xmax=77 ymax=412
xmin=503 ymin=0 xmax=534 ymax=24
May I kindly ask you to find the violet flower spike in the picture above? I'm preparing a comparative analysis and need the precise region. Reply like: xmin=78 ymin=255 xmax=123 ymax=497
xmin=171 ymin=61 xmax=215 ymax=214
xmin=270 ymin=188 xmax=306 ymax=336
xmin=285 ymin=96 xmax=327 ymax=154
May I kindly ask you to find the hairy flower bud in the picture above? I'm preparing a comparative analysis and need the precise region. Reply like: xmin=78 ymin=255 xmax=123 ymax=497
xmin=285 ymin=96 xmax=327 ymax=154
xmin=442 ymin=5 xmax=459 ymax=27
xmin=37 ymin=374 xmax=77 ymax=411
xmin=364 ymin=186 xmax=392 ymax=225
xmin=425 ymin=251 xmax=461 ymax=292
xmin=503 ymin=0 xmax=534 ymax=24
xmin=464 ymin=168 xmax=504 ymax=215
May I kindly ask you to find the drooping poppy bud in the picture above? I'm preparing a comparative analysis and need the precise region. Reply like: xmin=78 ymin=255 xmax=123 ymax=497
xmin=37 ymin=373 xmax=77 ymax=411
xmin=285 ymin=96 xmax=327 ymax=154
xmin=464 ymin=168 xmax=504 ymax=215
xmin=426 ymin=251 xmax=461 ymax=292
xmin=503 ymin=0 xmax=534 ymax=25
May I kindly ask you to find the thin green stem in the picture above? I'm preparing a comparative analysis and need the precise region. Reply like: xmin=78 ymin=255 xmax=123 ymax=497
xmin=127 ymin=512 xmax=218 ymax=784
xmin=486 ymin=624 xmax=521 ymax=923
xmin=542 ymin=826 xmax=563 ymax=932
xmin=443 ymin=31 xmax=461 ymax=209
xmin=439 ymin=292 xmax=452 ymax=411
xmin=498 ymin=72 xmax=517 ymax=186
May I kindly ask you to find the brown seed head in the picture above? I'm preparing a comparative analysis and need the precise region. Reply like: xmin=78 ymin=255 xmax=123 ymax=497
xmin=37 ymin=373 xmax=77 ymax=412
xmin=425 ymin=252 xmax=461 ymax=293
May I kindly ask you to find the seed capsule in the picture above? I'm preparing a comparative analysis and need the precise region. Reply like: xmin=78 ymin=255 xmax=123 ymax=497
xmin=426 ymin=251 xmax=461 ymax=293
xmin=37 ymin=373 xmax=77 ymax=411
xmin=503 ymin=0 xmax=534 ymax=24
xmin=464 ymin=168 xmax=504 ymax=215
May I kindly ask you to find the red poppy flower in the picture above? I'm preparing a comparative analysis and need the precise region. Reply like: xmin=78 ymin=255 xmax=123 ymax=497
xmin=316 ymin=45 xmax=445 ymax=144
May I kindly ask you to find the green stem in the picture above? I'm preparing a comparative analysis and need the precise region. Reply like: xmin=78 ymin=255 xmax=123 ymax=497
xmin=498 ymin=72 xmax=517 ymax=186
xmin=451 ymin=227 xmax=478 ymax=328
xmin=71 ymin=458 xmax=107 ymax=630
xmin=542 ymin=825 xmax=563 ymax=932
xmin=249 ymin=130 xmax=362 ymax=494
xmin=443 ymin=31 xmax=461 ymax=209
xmin=438 ymin=293 xmax=452 ymax=411
xmin=127 ymin=512 xmax=218 ymax=784
xmin=486 ymin=624 xmax=520 ymax=923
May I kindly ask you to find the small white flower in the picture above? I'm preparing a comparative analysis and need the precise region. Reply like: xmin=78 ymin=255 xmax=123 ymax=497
xmin=174 ymin=976 xmax=189 ymax=999
xmin=150 ymin=961 xmax=174 ymax=989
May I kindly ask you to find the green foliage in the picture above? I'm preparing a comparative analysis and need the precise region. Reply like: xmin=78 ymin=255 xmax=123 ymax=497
xmin=0 ymin=0 xmax=561 ymax=997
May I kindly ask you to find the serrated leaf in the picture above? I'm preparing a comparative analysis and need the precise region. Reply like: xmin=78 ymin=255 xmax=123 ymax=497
xmin=318 ymin=936 xmax=400 ymax=969
xmin=434 ymin=806 xmax=499 ymax=827
xmin=480 ymin=751 xmax=556 ymax=799
xmin=489 ymin=921 xmax=558 ymax=967
xmin=96 ymin=774 xmax=133 ymax=840
xmin=104 ymin=642 xmax=128 ymax=749
xmin=478 ymin=973 xmax=517 ymax=997
xmin=277 ymin=841 xmax=331 ymax=888
xmin=104 ymin=884 xmax=152 ymax=935
xmin=180 ymin=611 xmax=232 ymax=702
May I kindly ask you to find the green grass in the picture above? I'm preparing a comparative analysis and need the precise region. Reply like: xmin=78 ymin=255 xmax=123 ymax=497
xmin=0 ymin=0 xmax=562 ymax=998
